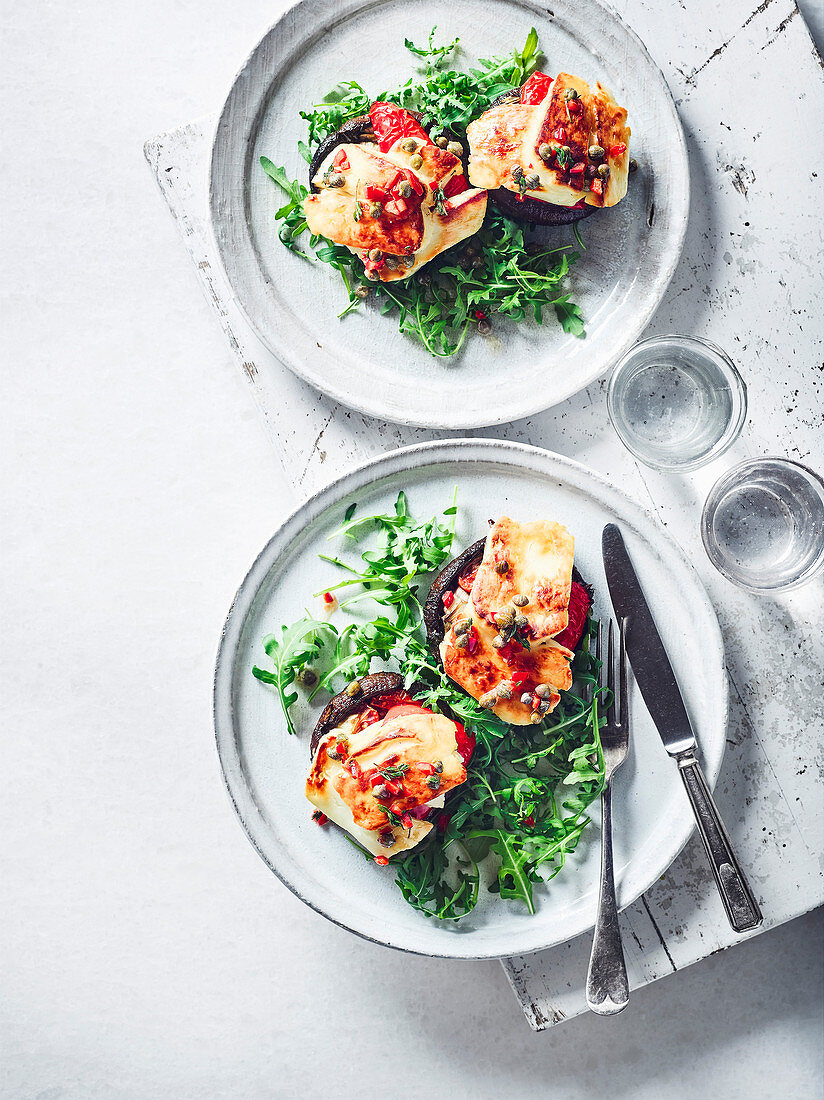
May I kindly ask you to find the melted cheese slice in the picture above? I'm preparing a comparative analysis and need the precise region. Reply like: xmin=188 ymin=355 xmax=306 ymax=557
xmin=466 ymin=72 xmax=630 ymax=208
xmin=303 ymin=138 xmax=487 ymax=282
xmin=471 ymin=517 xmax=575 ymax=641
xmin=441 ymin=603 xmax=569 ymax=725
xmin=306 ymin=709 xmax=465 ymax=857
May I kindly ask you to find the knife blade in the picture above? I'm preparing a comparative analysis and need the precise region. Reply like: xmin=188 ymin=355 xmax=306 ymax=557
xmin=601 ymin=522 xmax=762 ymax=934
xmin=601 ymin=522 xmax=695 ymax=756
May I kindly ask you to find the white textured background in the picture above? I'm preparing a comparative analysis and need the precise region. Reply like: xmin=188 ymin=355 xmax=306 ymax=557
xmin=1 ymin=1 xmax=822 ymax=1097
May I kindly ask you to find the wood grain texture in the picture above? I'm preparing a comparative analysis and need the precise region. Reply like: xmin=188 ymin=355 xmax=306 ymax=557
xmin=145 ymin=0 xmax=824 ymax=1029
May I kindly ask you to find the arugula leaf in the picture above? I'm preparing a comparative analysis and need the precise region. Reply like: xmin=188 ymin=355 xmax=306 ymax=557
xmin=252 ymin=617 xmax=337 ymax=735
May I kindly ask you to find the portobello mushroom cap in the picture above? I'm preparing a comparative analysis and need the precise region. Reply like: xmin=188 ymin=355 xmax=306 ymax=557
xmin=423 ymin=534 xmax=591 ymax=658
xmin=484 ymin=90 xmax=595 ymax=226
xmin=310 ymin=671 xmax=406 ymax=756
xmin=308 ymin=109 xmax=426 ymax=192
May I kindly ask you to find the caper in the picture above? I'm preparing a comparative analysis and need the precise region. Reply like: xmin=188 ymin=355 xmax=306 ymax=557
xmin=435 ymin=135 xmax=448 ymax=148
xmin=397 ymin=180 xmax=412 ymax=199
xmin=369 ymin=201 xmax=383 ymax=217
xmin=521 ymin=692 xmax=533 ymax=705
xmin=409 ymin=153 xmax=423 ymax=170
xmin=345 ymin=679 xmax=361 ymax=697
xmin=296 ymin=667 xmax=317 ymax=687
xmin=378 ymin=830 xmax=396 ymax=847
xmin=538 ymin=699 xmax=552 ymax=714
xmin=417 ymin=271 xmax=431 ymax=286
xmin=497 ymin=682 xmax=513 ymax=701
xmin=496 ymin=606 xmax=515 ymax=627
xmin=565 ymin=87 xmax=579 ymax=101
xmin=401 ymin=138 xmax=418 ymax=153
xmin=538 ymin=143 xmax=553 ymax=162
xmin=629 ymin=158 xmax=638 ymax=173
xmin=535 ymin=683 xmax=553 ymax=700
xmin=434 ymin=760 xmax=444 ymax=773
xmin=454 ymin=618 xmax=472 ymax=635
xmin=453 ymin=633 xmax=469 ymax=649
xmin=495 ymin=560 xmax=509 ymax=575
xmin=327 ymin=173 xmax=345 ymax=187
xmin=525 ymin=173 xmax=541 ymax=189
xmin=562 ymin=145 xmax=571 ymax=156
xmin=478 ymin=318 xmax=492 ymax=336
xmin=472 ymin=256 xmax=485 ymax=270
xmin=513 ymin=594 xmax=529 ymax=607
xmin=585 ymin=164 xmax=599 ymax=180
xmin=510 ymin=164 xmax=524 ymax=181
xmin=354 ymin=285 xmax=370 ymax=299
xmin=598 ymin=163 xmax=610 ymax=180
xmin=588 ymin=144 xmax=605 ymax=161
xmin=384 ymin=255 xmax=399 ymax=270
xmin=426 ymin=774 xmax=441 ymax=790
xmin=529 ymin=712 xmax=543 ymax=725
xmin=492 ymin=635 xmax=506 ymax=650
xmin=479 ymin=691 xmax=498 ymax=709
xmin=446 ymin=141 xmax=463 ymax=157
xmin=402 ymin=255 xmax=415 ymax=268
xmin=368 ymin=248 xmax=383 ymax=262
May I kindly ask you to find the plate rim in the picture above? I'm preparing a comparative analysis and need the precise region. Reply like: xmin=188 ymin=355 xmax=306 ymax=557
xmin=213 ymin=439 xmax=728 ymax=959
xmin=208 ymin=0 xmax=690 ymax=429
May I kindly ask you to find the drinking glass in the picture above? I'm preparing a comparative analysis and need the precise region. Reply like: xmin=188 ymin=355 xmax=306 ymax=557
xmin=607 ymin=335 xmax=747 ymax=471
xmin=701 ymin=458 xmax=824 ymax=592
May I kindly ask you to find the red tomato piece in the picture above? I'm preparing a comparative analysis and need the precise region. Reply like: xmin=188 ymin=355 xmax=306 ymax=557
xmin=554 ymin=581 xmax=591 ymax=650
xmin=443 ymin=174 xmax=469 ymax=198
xmin=369 ymin=102 xmax=431 ymax=153
xmin=365 ymin=184 xmax=387 ymax=202
xmin=520 ymin=71 xmax=554 ymax=105
xmin=457 ymin=564 xmax=478 ymax=593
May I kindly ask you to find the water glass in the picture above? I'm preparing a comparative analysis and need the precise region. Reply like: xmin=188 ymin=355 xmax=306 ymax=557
xmin=701 ymin=458 xmax=824 ymax=592
xmin=607 ymin=335 xmax=747 ymax=471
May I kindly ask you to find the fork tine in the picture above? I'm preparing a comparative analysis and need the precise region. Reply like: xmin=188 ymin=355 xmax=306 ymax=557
xmin=606 ymin=619 xmax=615 ymax=724
xmin=619 ymin=617 xmax=628 ymax=728
xmin=593 ymin=620 xmax=602 ymax=704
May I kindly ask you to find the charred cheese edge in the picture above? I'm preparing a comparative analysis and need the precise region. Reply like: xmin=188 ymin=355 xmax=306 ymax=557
xmin=303 ymin=138 xmax=487 ymax=282
xmin=466 ymin=72 xmax=630 ymax=208
xmin=471 ymin=517 xmax=575 ymax=641
xmin=305 ymin=709 xmax=465 ymax=857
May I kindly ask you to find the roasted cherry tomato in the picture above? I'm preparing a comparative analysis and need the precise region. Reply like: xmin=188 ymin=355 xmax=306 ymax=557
xmin=369 ymin=102 xmax=431 ymax=153
xmin=520 ymin=71 xmax=554 ymax=105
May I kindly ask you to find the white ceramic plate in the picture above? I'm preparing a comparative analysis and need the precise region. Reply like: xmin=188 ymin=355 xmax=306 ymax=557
xmin=214 ymin=441 xmax=726 ymax=958
xmin=209 ymin=0 xmax=689 ymax=429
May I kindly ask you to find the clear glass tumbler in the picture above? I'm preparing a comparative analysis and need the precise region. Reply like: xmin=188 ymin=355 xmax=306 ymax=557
xmin=607 ymin=335 xmax=747 ymax=471
xmin=701 ymin=458 xmax=824 ymax=592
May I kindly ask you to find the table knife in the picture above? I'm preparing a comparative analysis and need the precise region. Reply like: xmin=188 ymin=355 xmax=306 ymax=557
xmin=602 ymin=523 xmax=762 ymax=934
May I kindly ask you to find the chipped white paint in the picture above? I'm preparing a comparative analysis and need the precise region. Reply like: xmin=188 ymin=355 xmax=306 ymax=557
xmin=145 ymin=0 xmax=824 ymax=1029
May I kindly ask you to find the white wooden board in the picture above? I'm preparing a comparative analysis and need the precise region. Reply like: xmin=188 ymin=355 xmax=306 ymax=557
xmin=145 ymin=0 xmax=824 ymax=1029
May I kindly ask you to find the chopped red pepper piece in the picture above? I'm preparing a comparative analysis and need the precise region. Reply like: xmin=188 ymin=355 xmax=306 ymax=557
xmin=384 ymin=779 xmax=400 ymax=796
xmin=333 ymin=149 xmax=349 ymax=170
xmin=553 ymin=127 xmax=567 ymax=143
xmin=383 ymin=198 xmax=408 ymax=219
xmin=442 ymin=589 xmax=455 ymax=608
xmin=474 ymin=310 xmax=488 ymax=320
xmin=610 ymin=142 xmax=627 ymax=157
xmin=567 ymin=98 xmax=582 ymax=115
xmin=454 ymin=722 xmax=475 ymax=765
xmin=522 ymin=814 xmax=535 ymax=828
xmin=323 ymin=591 xmax=335 ymax=604
xmin=436 ymin=812 xmax=451 ymax=833
xmin=569 ymin=162 xmax=585 ymax=175
xmin=416 ymin=762 xmax=436 ymax=775
xmin=554 ymin=581 xmax=591 ymax=650
xmin=374 ymin=855 xmax=389 ymax=865
xmin=401 ymin=812 xmax=413 ymax=830
xmin=312 ymin=811 xmax=328 ymax=825
xmin=348 ymin=759 xmax=362 ymax=779
xmin=590 ymin=178 xmax=604 ymax=197
xmin=365 ymin=184 xmax=387 ymax=202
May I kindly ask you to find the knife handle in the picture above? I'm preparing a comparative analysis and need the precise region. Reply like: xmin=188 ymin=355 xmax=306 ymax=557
xmin=676 ymin=751 xmax=763 ymax=933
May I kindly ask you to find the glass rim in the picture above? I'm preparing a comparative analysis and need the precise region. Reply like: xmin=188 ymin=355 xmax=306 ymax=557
xmin=701 ymin=455 xmax=824 ymax=592
xmin=607 ymin=334 xmax=748 ymax=472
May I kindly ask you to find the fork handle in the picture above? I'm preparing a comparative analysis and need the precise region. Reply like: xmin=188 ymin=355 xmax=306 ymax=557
xmin=676 ymin=750 xmax=763 ymax=933
xmin=586 ymin=782 xmax=629 ymax=1015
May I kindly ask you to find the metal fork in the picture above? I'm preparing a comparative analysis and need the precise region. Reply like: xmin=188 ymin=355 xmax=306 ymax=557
xmin=585 ymin=618 xmax=630 ymax=1015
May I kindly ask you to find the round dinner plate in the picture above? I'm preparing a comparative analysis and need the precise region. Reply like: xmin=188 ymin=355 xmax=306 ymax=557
xmin=209 ymin=0 xmax=689 ymax=429
xmin=214 ymin=441 xmax=726 ymax=959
